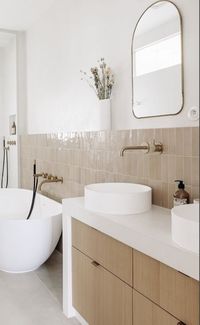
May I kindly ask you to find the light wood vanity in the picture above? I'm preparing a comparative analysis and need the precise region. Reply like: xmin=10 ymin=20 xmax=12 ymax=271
xmin=72 ymin=218 xmax=199 ymax=325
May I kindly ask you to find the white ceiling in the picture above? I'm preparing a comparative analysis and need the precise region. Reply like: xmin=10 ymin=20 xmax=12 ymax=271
xmin=0 ymin=0 xmax=56 ymax=31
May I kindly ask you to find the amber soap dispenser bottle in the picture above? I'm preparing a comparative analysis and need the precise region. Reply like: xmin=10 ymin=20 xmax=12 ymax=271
xmin=173 ymin=180 xmax=190 ymax=207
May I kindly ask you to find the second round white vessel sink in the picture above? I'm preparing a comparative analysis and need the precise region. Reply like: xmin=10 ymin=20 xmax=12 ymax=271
xmin=171 ymin=204 xmax=199 ymax=254
xmin=84 ymin=183 xmax=152 ymax=215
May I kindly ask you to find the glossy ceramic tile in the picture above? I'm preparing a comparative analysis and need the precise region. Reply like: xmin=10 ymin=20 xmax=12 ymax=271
xmin=20 ymin=127 xmax=199 ymax=209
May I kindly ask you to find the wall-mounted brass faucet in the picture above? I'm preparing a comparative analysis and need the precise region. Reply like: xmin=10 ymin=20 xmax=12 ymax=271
xmin=37 ymin=173 xmax=63 ymax=192
xmin=120 ymin=140 xmax=163 ymax=157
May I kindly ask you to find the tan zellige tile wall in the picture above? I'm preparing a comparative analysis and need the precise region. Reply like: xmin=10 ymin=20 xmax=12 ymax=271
xmin=20 ymin=127 xmax=199 ymax=209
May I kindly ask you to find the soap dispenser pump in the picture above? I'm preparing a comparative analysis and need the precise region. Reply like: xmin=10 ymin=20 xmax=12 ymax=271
xmin=173 ymin=180 xmax=190 ymax=206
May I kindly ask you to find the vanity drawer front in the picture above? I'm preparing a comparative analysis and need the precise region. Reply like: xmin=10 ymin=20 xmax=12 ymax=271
xmin=72 ymin=218 xmax=133 ymax=286
xmin=72 ymin=247 xmax=133 ymax=325
xmin=133 ymin=289 xmax=180 ymax=325
xmin=134 ymin=250 xmax=199 ymax=325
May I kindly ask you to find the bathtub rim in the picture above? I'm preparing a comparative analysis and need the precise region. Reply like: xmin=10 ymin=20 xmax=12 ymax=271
xmin=0 ymin=188 xmax=62 ymax=221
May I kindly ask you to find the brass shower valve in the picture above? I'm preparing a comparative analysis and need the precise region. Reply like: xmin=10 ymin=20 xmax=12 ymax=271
xmin=34 ymin=173 xmax=63 ymax=183
xmin=46 ymin=174 xmax=62 ymax=181
xmin=7 ymin=140 xmax=16 ymax=146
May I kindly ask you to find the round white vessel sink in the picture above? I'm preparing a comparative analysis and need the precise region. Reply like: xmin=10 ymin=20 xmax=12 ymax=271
xmin=84 ymin=183 xmax=152 ymax=215
xmin=171 ymin=204 xmax=199 ymax=254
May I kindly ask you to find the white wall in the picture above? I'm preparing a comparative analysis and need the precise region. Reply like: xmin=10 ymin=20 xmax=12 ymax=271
xmin=26 ymin=0 xmax=199 ymax=133
xmin=2 ymin=36 xmax=17 ymax=136
xmin=15 ymin=31 xmax=27 ymax=136
xmin=0 ymin=49 xmax=4 ymax=165
xmin=0 ymin=35 xmax=19 ymax=188
xmin=0 ymin=49 xmax=4 ymax=136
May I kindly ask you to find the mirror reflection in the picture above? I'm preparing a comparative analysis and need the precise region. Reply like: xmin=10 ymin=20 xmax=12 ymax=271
xmin=132 ymin=1 xmax=183 ymax=118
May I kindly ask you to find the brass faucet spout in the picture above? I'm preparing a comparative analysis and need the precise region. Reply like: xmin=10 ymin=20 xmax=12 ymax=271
xmin=38 ymin=177 xmax=63 ymax=192
xmin=120 ymin=143 xmax=149 ymax=157
xmin=120 ymin=140 xmax=163 ymax=156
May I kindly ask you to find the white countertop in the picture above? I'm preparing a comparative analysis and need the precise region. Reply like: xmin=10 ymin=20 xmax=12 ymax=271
xmin=63 ymin=197 xmax=199 ymax=282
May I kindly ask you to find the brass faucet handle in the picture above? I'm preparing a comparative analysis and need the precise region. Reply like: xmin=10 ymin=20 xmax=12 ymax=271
xmin=152 ymin=139 xmax=163 ymax=153
xmin=54 ymin=176 xmax=63 ymax=183
xmin=146 ymin=140 xmax=163 ymax=154
xmin=47 ymin=174 xmax=53 ymax=180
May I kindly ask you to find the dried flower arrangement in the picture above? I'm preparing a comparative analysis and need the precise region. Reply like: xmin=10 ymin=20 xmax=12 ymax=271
xmin=80 ymin=58 xmax=114 ymax=100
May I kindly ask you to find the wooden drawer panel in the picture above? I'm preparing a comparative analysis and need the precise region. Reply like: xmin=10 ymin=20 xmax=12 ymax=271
xmin=133 ymin=289 xmax=180 ymax=325
xmin=72 ymin=247 xmax=132 ymax=325
xmin=134 ymin=250 xmax=199 ymax=325
xmin=72 ymin=247 xmax=98 ymax=324
xmin=72 ymin=218 xmax=132 ymax=286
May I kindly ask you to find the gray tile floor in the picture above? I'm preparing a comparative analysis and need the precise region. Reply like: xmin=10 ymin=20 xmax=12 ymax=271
xmin=0 ymin=250 xmax=79 ymax=325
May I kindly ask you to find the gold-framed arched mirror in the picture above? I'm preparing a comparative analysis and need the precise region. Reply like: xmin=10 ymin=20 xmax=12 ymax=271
xmin=132 ymin=1 xmax=183 ymax=119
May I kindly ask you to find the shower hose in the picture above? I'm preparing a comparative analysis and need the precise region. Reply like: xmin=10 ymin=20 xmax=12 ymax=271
xmin=1 ymin=142 xmax=37 ymax=220
xmin=1 ymin=142 xmax=9 ymax=188
xmin=27 ymin=161 xmax=38 ymax=220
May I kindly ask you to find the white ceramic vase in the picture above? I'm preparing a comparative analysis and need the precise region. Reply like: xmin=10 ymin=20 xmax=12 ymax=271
xmin=96 ymin=98 xmax=111 ymax=130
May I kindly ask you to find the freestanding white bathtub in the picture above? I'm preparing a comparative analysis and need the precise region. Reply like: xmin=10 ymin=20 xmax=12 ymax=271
xmin=0 ymin=189 xmax=62 ymax=273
